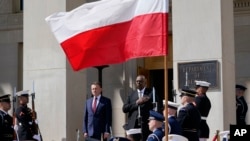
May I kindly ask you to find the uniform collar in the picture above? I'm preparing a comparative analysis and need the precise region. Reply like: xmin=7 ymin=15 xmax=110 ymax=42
xmin=0 ymin=109 xmax=7 ymax=115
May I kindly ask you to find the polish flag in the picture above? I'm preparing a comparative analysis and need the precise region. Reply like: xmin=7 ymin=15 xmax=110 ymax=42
xmin=46 ymin=0 xmax=168 ymax=71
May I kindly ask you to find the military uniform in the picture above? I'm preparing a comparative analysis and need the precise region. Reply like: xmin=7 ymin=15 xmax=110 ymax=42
xmin=168 ymin=116 xmax=182 ymax=135
xmin=146 ymin=128 xmax=164 ymax=141
xmin=195 ymin=94 xmax=211 ymax=137
xmin=177 ymin=89 xmax=201 ymax=141
xmin=15 ymin=90 xmax=35 ymax=140
xmin=0 ymin=94 xmax=14 ymax=141
xmin=167 ymin=101 xmax=182 ymax=135
xmin=236 ymin=84 xmax=248 ymax=125
xmin=236 ymin=96 xmax=248 ymax=125
xmin=194 ymin=80 xmax=211 ymax=138
xmin=146 ymin=110 xmax=164 ymax=141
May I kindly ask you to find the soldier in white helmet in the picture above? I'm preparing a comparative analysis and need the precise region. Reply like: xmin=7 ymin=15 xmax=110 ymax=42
xmin=194 ymin=80 xmax=211 ymax=141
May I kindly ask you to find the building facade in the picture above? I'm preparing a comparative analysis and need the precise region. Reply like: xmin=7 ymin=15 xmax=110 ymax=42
xmin=0 ymin=0 xmax=250 ymax=140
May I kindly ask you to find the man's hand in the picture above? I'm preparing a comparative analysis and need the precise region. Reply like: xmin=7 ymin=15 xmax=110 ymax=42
xmin=14 ymin=125 xmax=18 ymax=131
xmin=83 ymin=133 xmax=88 ymax=138
xmin=104 ymin=133 xmax=110 ymax=139
xmin=136 ymin=96 xmax=150 ymax=105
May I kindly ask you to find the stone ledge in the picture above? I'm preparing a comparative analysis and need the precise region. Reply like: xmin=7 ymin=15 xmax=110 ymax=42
xmin=234 ymin=0 xmax=250 ymax=12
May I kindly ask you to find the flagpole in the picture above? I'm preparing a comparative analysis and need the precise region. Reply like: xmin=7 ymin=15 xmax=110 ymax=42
xmin=164 ymin=0 xmax=169 ymax=140
xmin=164 ymin=54 xmax=168 ymax=141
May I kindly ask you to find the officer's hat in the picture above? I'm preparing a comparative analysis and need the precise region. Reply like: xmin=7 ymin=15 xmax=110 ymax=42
xmin=16 ymin=90 xmax=30 ymax=97
xmin=219 ymin=131 xmax=230 ymax=141
xmin=168 ymin=134 xmax=188 ymax=141
xmin=148 ymin=110 xmax=164 ymax=122
xmin=168 ymin=101 xmax=179 ymax=110
xmin=236 ymin=84 xmax=247 ymax=91
xmin=180 ymin=88 xmax=196 ymax=97
xmin=0 ymin=94 xmax=11 ymax=102
xmin=195 ymin=80 xmax=211 ymax=88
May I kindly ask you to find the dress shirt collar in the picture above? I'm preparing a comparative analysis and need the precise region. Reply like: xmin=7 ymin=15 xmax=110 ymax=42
xmin=137 ymin=87 xmax=146 ymax=94
xmin=94 ymin=95 xmax=101 ymax=100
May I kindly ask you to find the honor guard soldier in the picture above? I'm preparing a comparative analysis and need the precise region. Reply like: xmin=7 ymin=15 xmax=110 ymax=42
xmin=236 ymin=84 xmax=248 ymax=125
xmin=167 ymin=101 xmax=182 ymax=135
xmin=15 ymin=90 xmax=35 ymax=140
xmin=0 ymin=94 xmax=14 ymax=141
xmin=194 ymin=80 xmax=211 ymax=141
xmin=177 ymin=88 xmax=201 ymax=141
xmin=146 ymin=110 xmax=164 ymax=141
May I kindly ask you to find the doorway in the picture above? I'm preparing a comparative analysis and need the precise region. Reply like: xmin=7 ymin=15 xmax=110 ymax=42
xmin=147 ymin=69 xmax=174 ymax=112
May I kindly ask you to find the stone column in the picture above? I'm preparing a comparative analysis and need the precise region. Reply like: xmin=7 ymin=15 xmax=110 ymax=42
xmin=24 ymin=0 xmax=86 ymax=140
xmin=172 ymin=0 xmax=235 ymax=140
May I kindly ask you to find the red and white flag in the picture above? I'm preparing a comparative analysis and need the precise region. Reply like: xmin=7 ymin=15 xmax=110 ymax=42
xmin=46 ymin=0 xmax=168 ymax=71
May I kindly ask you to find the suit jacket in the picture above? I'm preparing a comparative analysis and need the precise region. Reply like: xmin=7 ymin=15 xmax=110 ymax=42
xmin=83 ymin=95 xmax=112 ymax=139
xmin=123 ymin=88 xmax=154 ymax=129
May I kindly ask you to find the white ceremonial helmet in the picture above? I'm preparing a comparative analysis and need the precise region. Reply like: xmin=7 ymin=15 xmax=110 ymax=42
xmin=195 ymin=80 xmax=211 ymax=87
xmin=168 ymin=134 xmax=189 ymax=141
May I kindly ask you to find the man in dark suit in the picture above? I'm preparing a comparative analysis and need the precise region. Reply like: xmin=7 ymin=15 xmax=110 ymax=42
xmin=123 ymin=75 xmax=154 ymax=141
xmin=177 ymin=88 xmax=201 ymax=141
xmin=0 ymin=94 xmax=14 ymax=141
xmin=236 ymin=84 xmax=248 ymax=125
xmin=194 ymin=80 xmax=211 ymax=141
xmin=83 ymin=81 xmax=112 ymax=141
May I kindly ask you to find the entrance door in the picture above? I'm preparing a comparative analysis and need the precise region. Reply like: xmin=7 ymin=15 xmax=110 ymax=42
xmin=138 ymin=67 xmax=174 ymax=113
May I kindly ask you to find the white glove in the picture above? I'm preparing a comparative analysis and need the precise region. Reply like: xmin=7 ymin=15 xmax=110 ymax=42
xmin=14 ymin=125 xmax=18 ymax=131
xmin=33 ymin=134 xmax=41 ymax=141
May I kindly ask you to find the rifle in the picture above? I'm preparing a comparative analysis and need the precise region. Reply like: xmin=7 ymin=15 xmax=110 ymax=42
xmin=76 ymin=129 xmax=80 ymax=141
xmin=13 ymin=87 xmax=20 ymax=141
xmin=183 ymin=71 xmax=189 ymax=89
xmin=152 ymin=87 xmax=158 ymax=112
xmin=31 ymin=81 xmax=43 ymax=141
xmin=172 ymin=80 xmax=177 ymax=102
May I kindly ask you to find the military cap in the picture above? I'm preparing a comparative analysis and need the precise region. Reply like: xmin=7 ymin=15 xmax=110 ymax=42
xmin=0 ymin=94 xmax=11 ymax=102
xmin=180 ymin=88 xmax=197 ymax=97
xmin=236 ymin=84 xmax=247 ymax=91
xmin=219 ymin=131 xmax=230 ymax=140
xmin=195 ymin=80 xmax=211 ymax=87
xmin=168 ymin=101 xmax=179 ymax=110
xmin=16 ymin=90 xmax=30 ymax=97
xmin=148 ymin=110 xmax=164 ymax=122
xmin=109 ymin=137 xmax=130 ymax=141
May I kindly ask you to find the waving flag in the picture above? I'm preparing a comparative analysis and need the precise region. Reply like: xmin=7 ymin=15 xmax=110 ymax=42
xmin=46 ymin=0 xmax=168 ymax=71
